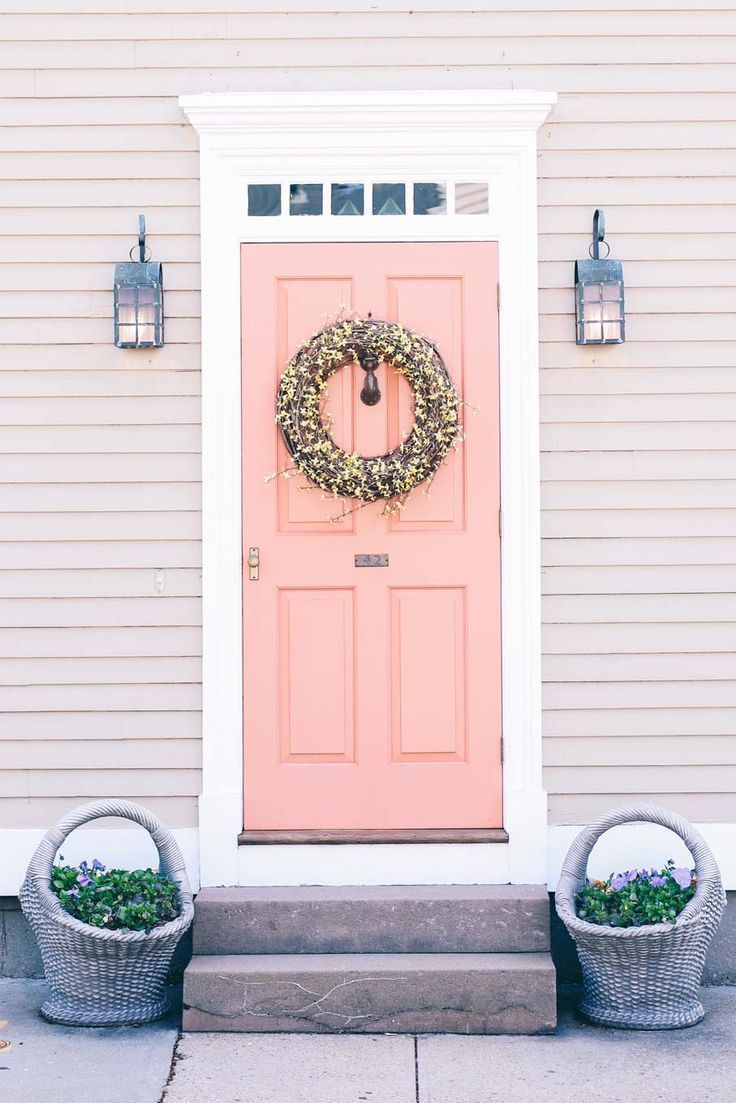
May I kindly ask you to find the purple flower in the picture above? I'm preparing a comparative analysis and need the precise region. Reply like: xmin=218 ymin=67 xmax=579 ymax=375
xmin=671 ymin=867 xmax=693 ymax=889
xmin=76 ymin=873 xmax=92 ymax=887
xmin=650 ymin=875 xmax=667 ymax=888
xmin=65 ymin=888 xmax=80 ymax=898
xmin=92 ymin=859 xmax=105 ymax=872
xmin=79 ymin=860 xmax=89 ymax=872
xmin=626 ymin=870 xmax=638 ymax=883
xmin=611 ymin=873 xmax=629 ymax=891
xmin=636 ymin=869 xmax=650 ymax=882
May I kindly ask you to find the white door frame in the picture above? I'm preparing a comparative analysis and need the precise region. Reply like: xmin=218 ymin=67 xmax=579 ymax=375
xmin=180 ymin=90 xmax=556 ymax=887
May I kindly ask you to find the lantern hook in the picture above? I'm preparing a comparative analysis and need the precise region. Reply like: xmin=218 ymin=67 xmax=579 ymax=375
xmin=129 ymin=213 xmax=152 ymax=263
xmin=590 ymin=208 xmax=610 ymax=260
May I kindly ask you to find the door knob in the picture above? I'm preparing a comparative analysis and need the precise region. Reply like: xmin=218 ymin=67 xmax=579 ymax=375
xmin=247 ymin=546 xmax=260 ymax=581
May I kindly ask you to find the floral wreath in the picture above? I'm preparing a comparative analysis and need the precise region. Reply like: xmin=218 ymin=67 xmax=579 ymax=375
xmin=273 ymin=317 xmax=461 ymax=518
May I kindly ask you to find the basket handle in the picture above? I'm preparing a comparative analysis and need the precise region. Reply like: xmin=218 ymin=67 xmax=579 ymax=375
xmin=25 ymin=799 xmax=193 ymax=920
xmin=556 ymin=802 xmax=720 ymax=926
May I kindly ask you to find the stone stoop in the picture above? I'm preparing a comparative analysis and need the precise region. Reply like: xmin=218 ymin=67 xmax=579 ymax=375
xmin=182 ymin=886 xmax=557 ymax=1035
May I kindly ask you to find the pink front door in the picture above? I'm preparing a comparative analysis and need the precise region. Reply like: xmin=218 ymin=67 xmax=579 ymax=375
xmin=241 ymin=242 xmax=501 ymax=830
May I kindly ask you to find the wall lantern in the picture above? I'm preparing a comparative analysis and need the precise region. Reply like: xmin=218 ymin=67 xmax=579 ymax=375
xmin=575 ymin=209 xmax=625 ymax=345
xmin=113 ymin=215 xmax=164 ymax=348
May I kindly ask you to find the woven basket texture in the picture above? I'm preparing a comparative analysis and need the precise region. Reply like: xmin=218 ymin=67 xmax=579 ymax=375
xmin=556 ymin=803 xmax=725 ymax=1030
xmin=19 ymin=799 xmax=194 ymax=1027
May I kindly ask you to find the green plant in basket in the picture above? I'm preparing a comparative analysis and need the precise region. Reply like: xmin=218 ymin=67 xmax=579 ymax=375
xmin=576 ymin=859 xmax=696 ymax=928
xmin=51 ymin=858 xmax=181 ymax=933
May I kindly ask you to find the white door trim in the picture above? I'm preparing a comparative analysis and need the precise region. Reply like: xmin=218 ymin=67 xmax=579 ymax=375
xmin=180 ymin=90 xmax=556 ymax=887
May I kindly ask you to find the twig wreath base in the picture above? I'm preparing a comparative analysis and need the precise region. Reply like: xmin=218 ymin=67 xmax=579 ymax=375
xmin=273 ymin=317 xmax=462 ymax=519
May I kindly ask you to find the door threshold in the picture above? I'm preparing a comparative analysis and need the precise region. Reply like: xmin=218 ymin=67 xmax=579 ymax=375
xmin=238 ymin=828 xmax=509 ymax=845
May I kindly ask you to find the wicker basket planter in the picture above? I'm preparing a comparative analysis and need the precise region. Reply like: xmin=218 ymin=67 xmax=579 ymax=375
xmin=556 ymin=803 xmax=725 ymax=1030
xmin=20 ymin=799 xmax=194 ymax=1027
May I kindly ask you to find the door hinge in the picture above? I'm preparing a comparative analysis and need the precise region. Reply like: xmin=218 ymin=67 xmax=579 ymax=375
xmin=500 ymin=739 xmax=505 ymax=765
xmin=498 ymin=509 xmax=502 ymax=537
xmin=497 ymin=282 xmax=501 ymax=312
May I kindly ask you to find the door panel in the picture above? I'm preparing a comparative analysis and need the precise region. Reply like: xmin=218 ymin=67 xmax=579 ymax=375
xmin=242 ymin=242 xmax=501 ymax=830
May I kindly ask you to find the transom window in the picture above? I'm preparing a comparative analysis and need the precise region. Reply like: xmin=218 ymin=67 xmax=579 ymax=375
xmin=246 ymin=181 xmax=489 ymax=218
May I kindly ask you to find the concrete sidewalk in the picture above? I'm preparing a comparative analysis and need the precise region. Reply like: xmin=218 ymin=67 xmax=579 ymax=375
xmin=164 ymin=988 xmax=736 ymax=1103
xmin=3 ymin=979 xmax=736 ymax=1103
xmin=0 ymin=979 xmax=179 ymax=1103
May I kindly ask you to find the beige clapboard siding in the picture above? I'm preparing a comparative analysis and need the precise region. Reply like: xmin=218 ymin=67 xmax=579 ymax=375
xmin=0 ymin=797 xmax=197 ymax=829
xmin=2 ymin=7 xmax=736 ymax=828
xmin=0 ymin=627 xmax=201 ymax=658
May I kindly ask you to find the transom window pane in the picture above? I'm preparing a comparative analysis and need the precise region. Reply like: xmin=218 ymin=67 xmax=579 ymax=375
xmin=247 ymin=183 xmax=281 ymax=217
xmin=372 ymin=183 xmax=405 ymax=216
xmin=331 ymin=183 xmax=364 ymax=216
xmin=455 ymin=182 xmax=489 ymax=215
xmin=289 ymin=184 xmax=323 ymax=216
xmin=413 ymin=182 xmax=446 ymax=215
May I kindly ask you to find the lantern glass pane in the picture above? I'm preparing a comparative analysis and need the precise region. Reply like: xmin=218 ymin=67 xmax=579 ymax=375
xmin=602 ymin=283 xmax=621 ymax=300
xmin=117 ymin=325 xmax=137 ymax=346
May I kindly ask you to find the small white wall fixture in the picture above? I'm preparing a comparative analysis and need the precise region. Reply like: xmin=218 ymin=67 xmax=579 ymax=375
xmin=180 ymin=90 xmax=556 ymax=888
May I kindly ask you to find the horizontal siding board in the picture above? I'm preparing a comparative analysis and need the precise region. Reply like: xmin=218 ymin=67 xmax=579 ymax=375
xmin=0 ymin=484 xmax=201 ymax=512
xmin=0 ymin=371 xmax=201 ymax=397
xmin=540 ymin=343 xmax=736 ymax=369
xmin=542 ymin=480 xmax=736 ymax=509
xmin=548 ymin=793 xmax=735 ymax=824
xmin=0 ymin=454 xmax=200 ymax=482
xmin=543 ymin=623 xmax=736 ymax=654
xmin=0 ymin=656 xmax=201 ymax=685
xmin=0 ymin=684 xmax=202 ymax=712
xmin=0 ymin=767 xmax=200 ymax=796
xmin=0 ymin=513 xmax=200 ymax=541
xmin=0 ymin=317 xmax=200 ymax=343
xmin=542 ymin=565 xmax=736 ymax=596
xmin=542 ymin=425 xmax=736 ymax=452
xmin=0 ymin=597 xmax=201 ymax=628
xmin=0 ymin=796 xmax=197 ymax=829
xmin=545 ymin=764 xmax=736 ymax=793
xmin=544 ymin=682 xmax=736 ymax=710
xmin=544 ymin=653 xmax=736 ymax=682
xmin=541 ymin=287 xmax=736 ymax=315
xmin=0 ymin=626 xmax=200 ymax=658
xmin=540 ymin=370 xmax=736 ymax=396
xmin=4 ymin=712 xmax=201 ymax=740
xmin=0 ymin=345 xmax=201 ymax=370
xmin=5 ymin=12 xmax=736 ymax=40
xmin=0 ymin=427 xmax=200 ymax=453
xmin=0 ymin=568 xmax=201 ymax=598
xmin=542 ymin=394 xmax=736 ymax=423
xmin=0 ymin=291 xmax=200 ymax=320
xmin=2 ymin=739 xmax=202 ymax=769
xmin=545 ymin=736 xmax=736 ymax=767
xmin=542 ymin=509 xmax=736 ymax=539
xmin=28 ymin=66 xmax=736 ymax=99
xmin=544 ymin=708 xmax=736 ymax=738
xmin=543 ymin=452 xmax=736 ymax=481
xmin=544 ymin=594 xmax=736 ymax=623
xmin=0 ymin=542 xmax=201 ymax=570
xmin=0 ymin=263 xmax=200 ymax=293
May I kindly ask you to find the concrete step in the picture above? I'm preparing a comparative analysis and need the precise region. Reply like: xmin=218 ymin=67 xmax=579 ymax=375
xmin=192 ymin=885 xmax=550 ymax=956
xmin=183 ymin=952 xmax=557 ymax=1035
